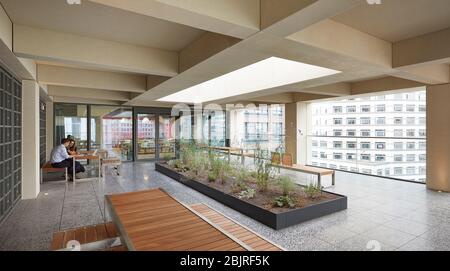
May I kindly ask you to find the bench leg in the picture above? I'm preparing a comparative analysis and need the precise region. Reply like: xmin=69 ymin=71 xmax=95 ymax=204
xmin=65 ymin=168 xmax=69 ymax=188
xmin=73 ymin=159 xmax=76 ymax=189
xmin=332 ymin=172 xmax=336 ymax=186
xmin=98 ymin=158 xmax=102 ymax=183
xmin=317 ymin=174 xmax=321 ymax=188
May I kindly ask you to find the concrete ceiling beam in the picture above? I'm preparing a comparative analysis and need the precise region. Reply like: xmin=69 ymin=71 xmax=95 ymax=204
xmin=48 ymin=85 xmax=131 ymax=102
xmin=88 ymin=0 xmax=260 ymax=39
xmin=14 ymin=24 xmax=178 ymax=76
xmin=38 ymin=65 xmax=147 ymax=93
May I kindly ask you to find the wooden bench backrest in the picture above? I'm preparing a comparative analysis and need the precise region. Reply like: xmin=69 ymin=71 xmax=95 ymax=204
xmin=282 ymin=153 xmax=293 ymax=167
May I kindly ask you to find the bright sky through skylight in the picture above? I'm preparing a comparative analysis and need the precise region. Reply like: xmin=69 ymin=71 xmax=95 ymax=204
xmin=158 ymin=57 xmax=340 ymax=104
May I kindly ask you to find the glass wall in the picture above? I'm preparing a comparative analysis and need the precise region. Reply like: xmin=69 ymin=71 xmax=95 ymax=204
xmin=54 ymin=104 xmax=88 ymax=151
xmin=158 ymin=115 xmax=176 ymax=159
xmin=210 ymin=112 xmax=226 ymax=147
xmin=229 ymin=104 xmax=285 ymax=152
xmin=90 ymin=106 xmax=133 ymax=161
xmin=137 ymin=113 xmax=156 ymax=160
xmin=308 ymin=90 xmax=426 ymax=183
xmin=54 ymin=104 xmax=183 ymax=161
xmin=179 ymin=114 xmax=192 ymax=141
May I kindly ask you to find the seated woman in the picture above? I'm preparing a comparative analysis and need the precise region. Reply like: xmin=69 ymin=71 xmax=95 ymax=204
xmin=67 ymin=139 xmax=78 ymax=155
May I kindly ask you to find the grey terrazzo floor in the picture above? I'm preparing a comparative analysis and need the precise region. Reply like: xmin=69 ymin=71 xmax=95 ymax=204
xmin=0 ymin=162 xmax=449 ymax=251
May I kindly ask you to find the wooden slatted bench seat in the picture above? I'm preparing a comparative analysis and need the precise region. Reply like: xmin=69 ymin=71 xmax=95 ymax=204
xmin=50 ymin=222 xmax=127 ymax=251
xmin=41 ymin=162 xmax=68 ymax=184
xmin=273 ymin=163 xmax=335 ymax=187
xmin=190 ymin=203 xmax=285 ymax=251
xmin=105 ymin=189 xmax=249 ymax=251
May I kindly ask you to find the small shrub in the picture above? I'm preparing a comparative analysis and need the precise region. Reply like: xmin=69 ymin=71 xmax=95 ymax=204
xmin=231 ymin=178 xmax=247 ymax=193
xmin=208 ymin=172 xmax=217 ymax=182
xmin=220 ymin=163 xmax=232 ymax=184
xmin=168 ymin=159 xmax=184 ymax=171
xmin=180 ymin=142 xmax=197 ymax=169
xmin=273 ymin=195 xmax=296 ymax=208
xmin=278 ymin=175 xmax=296 ymax=196
xmin=167 ymin=159 xmax=176 ymax=168
xmin=236 ymin=166 xmax=250 ymax=182
xmin=238 ymin=188 xmax=256 ymax=200
xmin=255 ymin=147 xmax=275 ymax=192
xmin=209 ymin=154 xmax=232 ymax=184
xmin=190 ymin=152 xmax=208 ymax=175
xmin=303 ymin=183 xmax=322 ymax=199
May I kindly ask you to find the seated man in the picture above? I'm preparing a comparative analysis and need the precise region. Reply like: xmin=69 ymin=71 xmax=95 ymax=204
xmin=50 ymin=138 xmax=85 ymax=177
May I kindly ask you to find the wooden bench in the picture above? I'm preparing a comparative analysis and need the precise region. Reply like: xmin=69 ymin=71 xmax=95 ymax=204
xmin=190 ymin=203 xmax=285 ymax=251
xmin=50 ymin=222 xmax=126 ymax=251
xmin=273 ymin=163 xmax=335 ymax=187
xmin=50 ymin=202 xmax=284 ymax=251
xmin=41 ymin=162 xmax=68 ymax=184
xmin=105 ymin=189 xmax=249 ymax=251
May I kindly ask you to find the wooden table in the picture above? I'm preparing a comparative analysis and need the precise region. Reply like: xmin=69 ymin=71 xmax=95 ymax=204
xmin=205 ymin=146 xmax=245 ymax=164
xmin=105 ymin=189 xmax=249 ymax=251
xmin=273 ymin=163 xmax=335 ymax=187
xmin=72 ymin=154 xmax=101 ymax=188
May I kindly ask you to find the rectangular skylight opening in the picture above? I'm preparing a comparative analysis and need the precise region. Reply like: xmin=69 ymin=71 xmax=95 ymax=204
xmin=158 ymin=57 xmax=340 ymax=104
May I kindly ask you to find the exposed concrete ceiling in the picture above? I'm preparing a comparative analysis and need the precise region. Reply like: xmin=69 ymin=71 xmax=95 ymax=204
xmin=0 ymin=0 xmax=205 ymax=51
xmin=332 ymin=0 xmax=450 ymax=42
xmin=2 ymin=0 xmax=449 ymax=106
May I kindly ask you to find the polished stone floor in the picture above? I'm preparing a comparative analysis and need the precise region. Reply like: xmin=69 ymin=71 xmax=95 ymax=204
xmin=0 ymin=162 xmax=449 ymax=251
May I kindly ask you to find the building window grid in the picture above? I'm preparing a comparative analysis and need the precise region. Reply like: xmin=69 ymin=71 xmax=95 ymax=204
xmin=310 ymin=90 xmax=426 ymax=183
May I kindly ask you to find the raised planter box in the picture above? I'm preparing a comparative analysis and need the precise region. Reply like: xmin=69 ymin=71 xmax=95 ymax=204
xmin=156 ymin=162 xmax=347 ymax=230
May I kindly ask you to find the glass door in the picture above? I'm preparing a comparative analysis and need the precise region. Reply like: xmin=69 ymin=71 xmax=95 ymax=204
xmin=158 ymin=115 xmax=176 ymax=160
xmin=137 ymin=114 xmax=156 ymax=160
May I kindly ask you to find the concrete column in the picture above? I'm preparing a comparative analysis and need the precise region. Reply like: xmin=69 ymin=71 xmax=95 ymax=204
xmin=426 ymin=84 xmax=450 ymax=192
xmin=45 ymin=101 xmax=53 ymax=160
xmin=22 ymin=80 xmax=40 ymax=199
xmin=297 ymin=102 xmax=311 ymax=165
xmin=285 ymin=102 xmax=311 ymax=165
xmin=285 ymin=103 xmax=297 ymax=163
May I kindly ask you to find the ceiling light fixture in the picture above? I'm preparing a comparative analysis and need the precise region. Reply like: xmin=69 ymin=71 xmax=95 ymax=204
xmin=158 ymin=57 xmax=340 ymax=104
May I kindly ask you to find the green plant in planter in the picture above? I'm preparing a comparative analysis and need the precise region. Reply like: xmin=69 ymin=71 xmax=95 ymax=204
xmin=278 ymin=175 xmax=296 ymax=196
xmin=304 ymin=183 xmax=323 ymax=199
xmin=209 ymin=154 xmax=222 ymax=174
xmin=208 ymin=172 xmax=217 ymax=182
xmin=167 ymin=159 xmax=176 ymax=168
xmin=180 ymin=142 xmax=198 ymax=169
xmin=238 ymin=188 xmax=256 ymax=200
xmin=273 ymin=195 xmax=296 ymax=208
xmin=162 ymin=153 xmax=173 ymax=160
xmin=168 ymin=159 xmax=184 ymax=171
xmin=209 ymin=154 xmax=231 ymax=184
xmin=254 ymin=146 xmax=275 ymax=192
xmin=221 ymin=162 xmax=234 ymax=184
xmin=229 ymin=165 xmax=249 ymax=193
xmin=190 ymin=152 xmax=206 ymax=175
xmin=231 ymin=179 xmax=247 ymax=193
